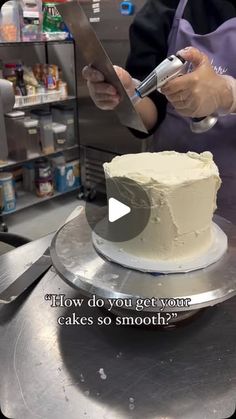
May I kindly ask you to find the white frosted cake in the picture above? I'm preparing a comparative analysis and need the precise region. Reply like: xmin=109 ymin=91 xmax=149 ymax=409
xmin=103 ymin=151 xmax=221 ymax=261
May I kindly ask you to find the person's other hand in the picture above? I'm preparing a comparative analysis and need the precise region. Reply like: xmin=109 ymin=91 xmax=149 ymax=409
xmin=82 ymin=65 xmax=135 ymax=110
xmin=161 ymin=47 xmax=233 ymax=117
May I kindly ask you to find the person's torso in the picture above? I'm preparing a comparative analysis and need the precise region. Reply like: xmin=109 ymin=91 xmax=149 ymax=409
xmin=154 ymin=0 xmax=236 ymax=221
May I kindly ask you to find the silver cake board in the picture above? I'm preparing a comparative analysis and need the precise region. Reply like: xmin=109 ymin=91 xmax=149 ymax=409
xmin=50 ymin=209 xmax=236 ymax=322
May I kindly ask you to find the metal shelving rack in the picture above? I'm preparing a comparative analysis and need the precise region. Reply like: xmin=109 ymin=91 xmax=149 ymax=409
xmin=0 ymin=39 xmax=80 ymax=219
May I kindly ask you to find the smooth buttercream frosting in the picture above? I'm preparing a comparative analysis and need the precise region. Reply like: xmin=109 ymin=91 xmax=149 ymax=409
xmin=103 ymin=151 xmax=221 ymax=261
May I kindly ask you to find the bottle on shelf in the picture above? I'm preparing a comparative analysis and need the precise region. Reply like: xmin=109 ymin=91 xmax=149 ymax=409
xmin=48 ymin=64 xmax=58 ymax=90
xmin=15 ymin=64 xmax=27 ymax=96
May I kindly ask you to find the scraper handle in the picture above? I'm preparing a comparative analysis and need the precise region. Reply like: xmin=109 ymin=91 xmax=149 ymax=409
xmin=190 ymin=115 xmax=218 ymax=133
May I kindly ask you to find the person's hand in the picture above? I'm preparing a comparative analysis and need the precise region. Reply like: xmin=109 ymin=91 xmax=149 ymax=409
xmin=161 ymin=47 xmax=234 ymax=117
xmin=82 ymin=65 xmax=136 ymax=110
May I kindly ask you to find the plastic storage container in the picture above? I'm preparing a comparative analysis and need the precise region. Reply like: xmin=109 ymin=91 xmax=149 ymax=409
xmin=5 ymin=111 xmax=27 ymax=160
xmin=23 ymin=117 xmax=41 ymax=157
xmin=31 ymin=110 xmax=54 ymax=154
xmin=5 ymin=112 xmax=41 ymax=160
xmin=19 ymin=0 xmax=42 ymax=42
xmin=52 ymin=105 xmax=76 ymax=147
xmin=0 ymin=1 xmax=20 ymax=42
xmin=52 ymin=122 xmax=67 ymax=150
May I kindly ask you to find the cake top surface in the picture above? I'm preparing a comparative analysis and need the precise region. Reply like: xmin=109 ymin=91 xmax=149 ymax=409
xmin=103 ymin=151 xmax=220 ymax=185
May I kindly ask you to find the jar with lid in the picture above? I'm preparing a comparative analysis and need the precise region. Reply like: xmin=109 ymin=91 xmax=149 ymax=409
xmin=35 ymin=158 xmax=54 ymax=198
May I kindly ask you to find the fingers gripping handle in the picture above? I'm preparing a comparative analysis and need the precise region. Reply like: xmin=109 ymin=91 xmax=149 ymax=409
xmin=135 ymin=54 xmax=218 ymax=133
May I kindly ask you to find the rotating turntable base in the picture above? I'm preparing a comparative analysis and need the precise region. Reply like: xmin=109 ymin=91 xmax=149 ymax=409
xmin=50 ymin=210 xmax=236 ymax=324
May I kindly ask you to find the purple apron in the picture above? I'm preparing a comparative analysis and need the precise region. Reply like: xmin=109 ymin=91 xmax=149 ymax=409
xmin=154 ymin=0 xmax=236 ymax=222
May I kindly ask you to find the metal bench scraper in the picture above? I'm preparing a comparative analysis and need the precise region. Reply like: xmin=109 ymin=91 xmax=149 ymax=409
xmin=57 ymin=0 xmax=148 ymax=134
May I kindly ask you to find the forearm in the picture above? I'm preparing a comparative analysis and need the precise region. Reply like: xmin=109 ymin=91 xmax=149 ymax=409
xmin=128 ymin=78 xmax=158 ymax=131
xmin=220 ymin=75 xmax=236 ymax=114
xmin=134 ymin=96 xmax=158 ymax=131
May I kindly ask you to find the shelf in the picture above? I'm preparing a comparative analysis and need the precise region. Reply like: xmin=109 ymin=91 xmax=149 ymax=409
xmin=0 ymin=144 xmax=79 ymax=170
xmin=2 ymin=186 xmax=80 ymax=216
xmin=0 ymin=35 xmax=80 ymax=219
xmin=0 ymin=40 xmax=73 ymax=47
xmin=13 ymin=95 xmax=77 ymax=110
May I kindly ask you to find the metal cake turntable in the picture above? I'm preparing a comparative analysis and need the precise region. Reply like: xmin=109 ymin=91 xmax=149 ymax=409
xmin=50 ymin=209 xmax=236 ymax=324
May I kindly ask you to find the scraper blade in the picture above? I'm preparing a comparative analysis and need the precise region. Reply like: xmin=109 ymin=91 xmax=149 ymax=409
xmin=57 ymin=0 xmax=148 ymax=134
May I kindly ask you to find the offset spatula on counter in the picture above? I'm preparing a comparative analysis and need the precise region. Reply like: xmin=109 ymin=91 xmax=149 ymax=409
xmin=0 ymin=206 xmax=83 ymax=304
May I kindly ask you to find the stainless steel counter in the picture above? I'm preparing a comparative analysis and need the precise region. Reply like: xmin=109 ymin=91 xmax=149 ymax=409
xmin=0 ymin=234 xmax=235 ymax=419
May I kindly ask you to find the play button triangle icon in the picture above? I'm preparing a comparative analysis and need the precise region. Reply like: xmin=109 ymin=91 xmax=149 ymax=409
xmin=85 ymin=177 xmax=151 ymax=242
xmin=108 ymin=197 xmax=131 ymax=223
